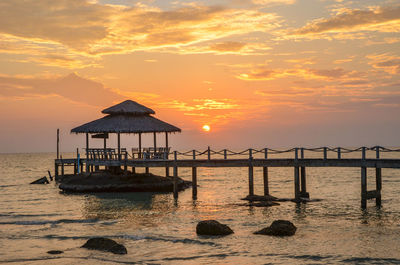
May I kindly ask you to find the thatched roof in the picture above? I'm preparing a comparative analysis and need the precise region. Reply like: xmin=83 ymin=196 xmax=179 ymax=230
xmin=71 ymin=114 xmax=181 ymax=134
xmin=102 ymin=100 xmax=155 ymax=115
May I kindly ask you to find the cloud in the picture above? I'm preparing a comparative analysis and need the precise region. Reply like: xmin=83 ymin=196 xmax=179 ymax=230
xmin=0 ymin=73 xmax=124 ymax=106
xmin=292 ymin=5 xmax=400 ymax=35
xmin=367 ymin=54 xmax=400 ymax=75
xmin=0 ymin=0 xmax=281 ymax=59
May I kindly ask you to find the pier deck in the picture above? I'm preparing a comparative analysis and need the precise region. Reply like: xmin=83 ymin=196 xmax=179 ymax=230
xmin=55 ymin=146 xmax=400 ymax=209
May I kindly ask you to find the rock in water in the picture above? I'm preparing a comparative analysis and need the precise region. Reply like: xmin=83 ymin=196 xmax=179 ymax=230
xmin=254 ymin=220 xmax=297 ymax=236
xmin=81 ymin=237 xmax=127 ymax=254
xmin=196 ymin=220 xmax=234 ymax=236
xmin=30 ymin=177 xmax=49 ymax=184
xmin=47 ymin=250 xmax=63 ymax=254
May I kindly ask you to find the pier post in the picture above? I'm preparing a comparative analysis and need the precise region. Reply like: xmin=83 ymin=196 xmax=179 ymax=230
xmin=173 ymin=151 xmax=178 ymax=199
xmin=263 ymin=148 xmax=269 ymax=196
xmin=294 ymin=166 xmax=300 ymax=202
xmin=248 ymin=149 xmax=254 ymax=196
xmin=376 ymin=147 xmax=382 ymax=207
xmin=192 ymin=167 xmax=197 ymax=200
xmin=361 ymin=166 xmax=367 ymax=209
xmin=300 ymin=148 xmax=309 ymax=198
xmin=207 ymin=146 xmax=211 ymax=160
xmin=192 ymin=150 xmax=197 ymax=199
xmin=323 ymin=147 xmax=327 ymax=160
xmin=224 ymin=149 xmax=227 ymax=160
xmin=338 ymin=147 xmax=341 ymax=159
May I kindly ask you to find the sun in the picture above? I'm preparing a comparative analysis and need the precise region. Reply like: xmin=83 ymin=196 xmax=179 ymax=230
xmin=202 ymin=124 xmax=211 ymax=132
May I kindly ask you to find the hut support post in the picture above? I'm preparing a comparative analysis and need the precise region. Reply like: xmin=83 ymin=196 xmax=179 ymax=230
xmin=165 ymin=132 xmax=169 ymax=177
xmin=248 ymin=150 xmax=254 ymax=196
xmin=263 ymin=148 xmax=269 ymax=196
xmin=154 ymin=132 xmax=157 ymax=149
xmin=192 ymin=167 xmax=197 ymax=200
xmin=138 ymin=133 xmax=142 ymax=159
xmin=54 ymin=162 xmax=58 ymax=179
xmin=173 ymin=151 xmax=178 ymax=199
xmin=85 ymin=133 xmax=89 ymax=173
xmin=361 ymin=167 xmax=367 ymax=209
xmin=117 ymin=132 xmax=121 ymax=161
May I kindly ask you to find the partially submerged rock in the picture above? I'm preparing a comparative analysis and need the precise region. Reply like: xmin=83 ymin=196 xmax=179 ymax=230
xmin=59 ymin=171 xmax=191 ymax=193
xmin=47 ymin=250 xmax=63 ymax=254
xmin=30 ymin=177 xmax=49 ymax=184
xmin=196 ymin=220 xmax=234 ymax=236
xmin=242 ymin=194 xmax=278 ymax=202
xmin=254 ymin=220 xmax=296 ymax=236
xmin=81 ymin=237 xmax=127 ymax=255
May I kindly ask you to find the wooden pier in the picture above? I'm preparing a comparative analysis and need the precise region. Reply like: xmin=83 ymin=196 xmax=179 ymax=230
xmin=55 ymin=146 xmax=400 ymax=209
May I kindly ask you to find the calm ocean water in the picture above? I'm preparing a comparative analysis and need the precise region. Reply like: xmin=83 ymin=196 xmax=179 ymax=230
xmin=1 ymin=152 xmax=400 ymax=264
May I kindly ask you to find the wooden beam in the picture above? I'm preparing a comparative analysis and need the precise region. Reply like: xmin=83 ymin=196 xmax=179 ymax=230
xmin=56 ymin=128 xmax=60 ymax=159
xmin=138 ymin=133 xmax=142 ymax=159
xmin=154 ymin=132 xmax=157 ymax=149
xmin=294 ymin=166 xmax=300 ymax=202
xmin=117 ymin=132 xmax=121 ymax=161
xmin=85 ymin=133 xmax=89 ymax=173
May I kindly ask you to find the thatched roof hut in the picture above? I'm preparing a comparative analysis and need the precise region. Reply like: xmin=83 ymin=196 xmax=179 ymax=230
xmin=71 ymin=100 xmax=180 ymax=134
xmin=70 ymin=100 xmax=181 ymax=160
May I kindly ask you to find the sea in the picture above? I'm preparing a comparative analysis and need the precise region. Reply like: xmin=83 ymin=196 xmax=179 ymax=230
xmin=1 ymin=151 xmax=400 ymax=264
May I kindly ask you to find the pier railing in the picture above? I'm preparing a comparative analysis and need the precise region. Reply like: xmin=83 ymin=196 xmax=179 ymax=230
xmin=171 ymin=146 xmax=400 ymax=160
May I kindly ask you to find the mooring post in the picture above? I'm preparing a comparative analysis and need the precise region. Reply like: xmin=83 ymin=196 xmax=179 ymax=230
xmin=207 ymin=146 xmax=211 ymax=160
xmin=248 ymin=149 xmax=254 ymax=196
xmin=323 ymin=147 xmax=327 ymax=160
xmin=338 ymin=147 xmax=341 ymax=159
xmin=224 ymin=149 xmax=227 ymax=160
xmin=263 ymin=148 xmax=269 ymax=196
xmin=173 ymin=151 xmax=178 ymax=199
xmin=361 ymin=166 xmax=367 ymax=209
xmin=56 ymin=128 xmax=60 ymax=159
xmin=376 ymin=146 xmax=382 ymax=207
xmin=362 ymin=147 xmax=366 ymax=160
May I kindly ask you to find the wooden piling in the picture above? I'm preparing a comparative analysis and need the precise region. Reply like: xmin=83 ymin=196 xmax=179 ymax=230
xmin=173 ymin=151 xmax=178 ymax=199
xmin=294 ymin=166 xmax=300 ymax=202
xmin=192 ymin=167 xmax=197 ymax=199
xmin=263 ymin=148 xmax=269 ymax=196
xmin=263 ymin=167 xmax=269 ymax=196
xmin=300 ymin=148 xmax=308 ymax=198
xmin=248 ymin=150 xmax=254 ymax=196
xmin=56 ymin=129 xmax=60 ymax=159
xmin=376 ymin=147 xmax=382 ymax=207
xmin=361 ymin=167 xmax=367 ymax=209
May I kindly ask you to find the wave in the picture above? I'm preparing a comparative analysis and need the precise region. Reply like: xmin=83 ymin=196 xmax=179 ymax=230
xmin=0 ymin=218 xmax=99 ymax=226
xmin=122 ymin=234 xmax=219 ymax=246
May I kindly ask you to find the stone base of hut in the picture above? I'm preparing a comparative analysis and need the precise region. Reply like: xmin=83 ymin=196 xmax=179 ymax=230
xmin=58 ymin=170 xmax=191 ymax=193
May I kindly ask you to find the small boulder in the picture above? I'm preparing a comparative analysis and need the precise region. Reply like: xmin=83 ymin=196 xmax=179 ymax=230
xmin=254 ymin=220 xmax=296 ymax=236
xmin=30 ymin=177 xmax=49 ymax=184
xmin=81 ymin=237 xmax=127 ymax=254
xmin=196 ymin=220 xmax=234 ymax=236
xmin=47 ymin=250 xmax=63 ymax=254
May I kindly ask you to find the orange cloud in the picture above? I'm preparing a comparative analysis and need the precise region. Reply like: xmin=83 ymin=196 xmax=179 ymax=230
xmin=291 ymin=5 xmax=400 ymax=37
xmin=0 ymin=73 xmax=123 ymax=106
xmin=367 ymin=54 xmax=400 ymax=75
xmin=0 ymin=1 xmax=281 ymax=59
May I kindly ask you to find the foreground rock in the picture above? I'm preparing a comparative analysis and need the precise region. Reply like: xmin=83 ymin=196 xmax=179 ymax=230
xmin=59 ymin=171 xmax=191 ymax=193
xmin=196 ymin=220 xmax=234 ymax=236
xmin=254 ymin=220 xmax=296 ymax=236
xmin=47 ymin=250 xmax=63 ymax=254
xmin=30 ymin=177 xmax=49 ymax=184
xmin=81 ymin=237 xmax=127 ymax=255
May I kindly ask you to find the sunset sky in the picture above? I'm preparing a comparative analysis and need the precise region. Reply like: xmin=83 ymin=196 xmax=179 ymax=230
xmin=0 ymin=0 xmax=399 ymax=153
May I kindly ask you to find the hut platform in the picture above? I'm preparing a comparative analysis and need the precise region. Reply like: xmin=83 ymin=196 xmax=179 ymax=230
xmin=58 ymin=170 xmax=191 ymax=193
